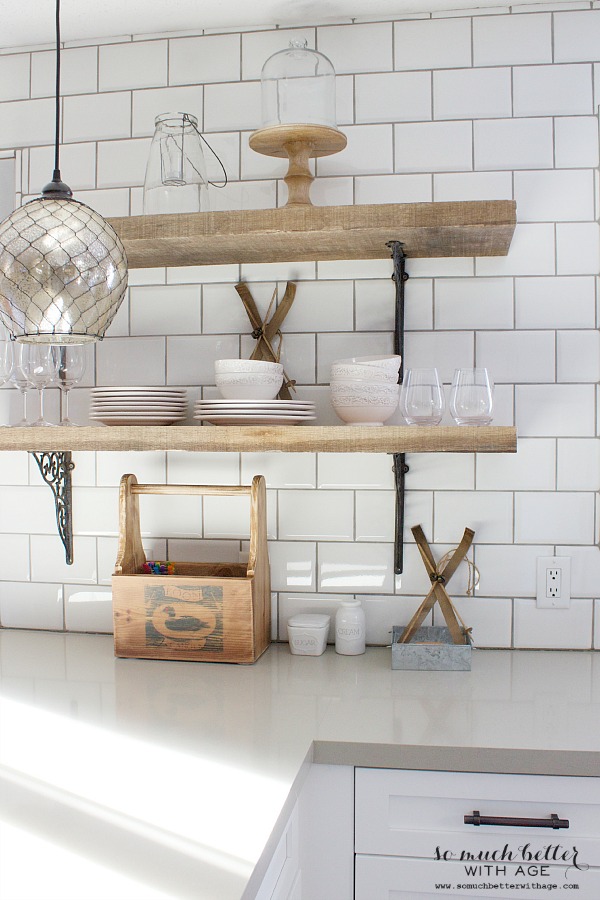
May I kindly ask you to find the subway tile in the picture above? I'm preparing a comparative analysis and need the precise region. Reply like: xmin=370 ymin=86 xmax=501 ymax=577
xmin=516 ymin=384 xmax=596 ymax=437
xmin=63 ymin=92 xmax=131 ymax=143
xmin=595 ymin=600 xmax=600 ymax=650
xmin=166 ymin=334 xmax=239 ymax=386
xmin=0 ymin=486 xmax=57 ymax=534
xmin=406 ymin=453 xmax=474 ymax=491
xmin=204 ymin=491 xmax=277 ymax=540
xmin=241 ymin=260 xmax=316 ymax=282
xmin=433 ymin=171 xmax=513 ymax=202
xmin=557 ymin=330 xmax=600 ymax=383
xmin=0 ymin=98 xmax=54 ymax=148
xmin=204 ymin=82 xmax=260 ymax=132
xmin=241 ymin=332 xmax=314 ymax=385
xmin=394 ymin=121 xmax=473 ymax=173
xmin=73 ymin=188 xmax=130 ymax=218
xmin=211 ymin=179 xmax=277 ymax=212
xmin=515 ymin=492 xmax=595 ymax=544
xmin=97 ymin=138 xmax=151 ymax=189
xmin=31 ymin=535 xmax=97 ymax=584
xmin=318 ymin=22 xmax=393 ymax=74
xmin=0 ymin=582 xmax=63 ymax=630
xmin=355 ymin=174 xmax=432 ymax=205
xmin=96 ymin=451 xmax=167 ymax=487
xmin=241 ymin=132 xmax=290 ymax=180
xmin=476 ymin=224 xmax=555 ymax=276
xmin=277 ymin=592 xmax=344 ymax=643
xmin=475 ymin=544 xmax=548 ymax=598
xmin=137 ymin=492 xmax=203 ymax=538
xmin=474 ymin=118 xmax=553 ymax=171
xmin=316 ymin=332 xmax=395 ymax=382
xmin=282 ymin=281 xmax=353 ymax=333
xmin=308 ymin=176 xmax=354 ymax=207
xmin=318 ymin=124 xmax=393 ymax=177
xmin=404 ymin=258 xmax=475 ymax=278
xmin=556 ymin=223 xmax=600 ymax=275
xmin=554 ymin=10 xmax=600 ymax=63
xmin=357 ymin=277 xmax=433 ymax=333
xmin=473 ymin=13 xmax=552 ymax=66
xmin=0 ymin=452 xmax=29 ymax=485
xmin=130 ymin=284 xmax=201 ymax=335
xmin=64 ymin=585 xmax=113 ymax=634
xmin=433 ymin=597 xmax=512 ymax=648
xmin=168 ymin=264 xmax=240 ymax=285
xmin=132 ymin=86 xmax=204 ymax=138
xmin=335 ymin=74 xmax=355 ymax=126
xmin=72 ymin=488 xmax=120 ymax=536
xmin=514 ymin=64 xmax=593 ymax=117
xmin=355 ymin=490 xmax=396 ymax=542
xmin=241 ymin=453 xmax=316 ymax=489
xmin=514 ymin=169 xmax=595 ymax=223
xmin=317 ymin=454 xmax=394 ymax=490
xmin=268 ymin=540 xmax=316 ymax=591
xmin=476 ymin=330 xmax=555 ymax=384
xmin=434 ymin=491 xmax=513 ymax=544
xmin=96 ymin=337 xmax=166 ymax=387
xmin=29 ymin=143 xmax=96 ymax=194
xmin=0 ymin=53 xmax=30 ymax=101
xmin=394 ymin=18 xmax=471 ymax=70
xmin=396 ymin=540 xmax=472 ymax=598
xmin=0 ymin=534 xmax=30 ymax=581
xmin=97 ymin=536 xmax=166 ymax=584
xmin=202 ymin=281 xmax=274 ymax=334
xmin=514 ymin=598 xmax=593 ymax=650
xmin=554 ymin=117 xmax=600 ymax=169
xmin=279 ymin=490 xmax=354 ymax=541
xmin=317 ymin=259 xmax=391 ymax=279
xmin=100 ymin=41 xmax=167 ymax=92
xmin=167 ymin=451 xmax=240 ymax=486
xmin=355 ymin=71 xmax=431 ymax=124
xmin=31 ymin=47 xmax=98 ymax=98
xmin=434 ymin=67 xmax=511 ymax=120
xmin=435 ymin=277 xmax=513 ymax=330
xmin=558 ymin=545 xmax=600 ymax=598
xmin=404 ymin=330 xmax=474 ymax=383
xmin=476 ymin=438 xmax=556 ymax=490
xmin=241 ymin=28 xmax=315 ymax=81
xmin=357 ymin=595 xmax=434 ymax=646
xmin=169 ymin=33 xmax=241 ymax=85
xmin=318 ymin=541 xmax=395 ymax=594
xmin=515 ymin=276 xmax=596 ymax=329
xmin=557 ymin=439 xmax=600 ymax=491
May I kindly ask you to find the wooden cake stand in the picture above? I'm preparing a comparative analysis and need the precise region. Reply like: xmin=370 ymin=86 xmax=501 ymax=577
xmin=249 ymin=123 xmax=347 ymax=207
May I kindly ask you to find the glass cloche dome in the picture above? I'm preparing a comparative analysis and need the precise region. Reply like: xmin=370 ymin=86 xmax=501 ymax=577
xmin=260 ymin=39 xmax=338 ymax=129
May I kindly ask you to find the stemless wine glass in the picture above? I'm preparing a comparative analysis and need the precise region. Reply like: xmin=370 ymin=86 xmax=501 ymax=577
xmin=400 ymin=368 xmax=445 ymax=425
xmin=52 ymin=345 xmax=87 ymax=426
xmin=20 ymin=345 xmax=59 ymax=427
xmin=449 ymin=368 xmax=494 ymax=426
xmin=0 ymin=335 xmax=14 ymax=426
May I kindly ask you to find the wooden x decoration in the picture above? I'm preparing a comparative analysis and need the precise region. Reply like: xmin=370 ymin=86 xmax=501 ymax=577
xmin=235 ymin=281 xmax=296 ymax=400
xmin=398 ymin=524 xmax=475 ymax=646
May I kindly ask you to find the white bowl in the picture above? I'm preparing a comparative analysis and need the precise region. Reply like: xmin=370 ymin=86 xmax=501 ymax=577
xmin=336 ymin=355 xmax=401 ymax=374
xmin=330 ymin=382 xmax=399 ymax=426
xmin=330 ymin=381 xmax=399 ymax=401
xmin=331 ymin=362 xmax=398 ymax=383
xmin=216 ymin=371 xmax=284 ymax=400
xmin=215 ymin=358 xmax=284 ymax=376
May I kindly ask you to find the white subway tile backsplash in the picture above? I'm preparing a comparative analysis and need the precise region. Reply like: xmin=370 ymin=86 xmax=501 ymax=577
xmin=554 ymin=10 xmax=600 ymax=63
xmin=554 ymin=117 xmax=600 ymax=169
xmin=74 ymin=188 xmax=130 ymax=217
xmin=406 ymin=453 xmax=474 ymax=491
xmin=318 ymin=541 xmax=395 ymax=594
xmin=132 ymin=86 xmax=204 ymax=138
xmin=318 ymin=22 xmax=393 ymax=74
xmin=279 ymin=490 xmax=354 ymax=541
xmin=166 ymin=334 xmax=239 ymax=386
xmin=241 ymin=28 xmax=315 ymax=81
xmin=434 ymin=68 xmax=511 ymax=120
xmin=0 ymin=582 xmax=63 ymax=631
xmin=556 ymin=223 xmax=600 ymax=275
xmin=268 ymin=541 xmax=316 ymax=592
xmin=517 ymin=384 xmax=596 ymax=437
xmin=96 ymin=337 xmax=166 ymax=387
xmin=97 ymin=536 xmax=166 ymax=584
xmin=29 ymin=143 xmax=96 ymax=194
xmin=434 ymin=597 xmax=513 ymax=648
xmin=557 ymin=330 xmax=600 ymax=383
xmin=476 ymin=224 xmax=555 ymax=276
xmin=515 ymin=276 xmax=596 ymax=329
xmin=64 ymin=585 xmax=113 ymax=634
xmin=476 ymin=330 xmax=555 ymax=383
xmin=474 ymin=118 xmax=554 ymax=171
xmin=0 ymin=452 xmax=29 ymax=485
xmin=473 ymin=13 xmax=552 ymax=66
xmin=317 ymin=454 xmax=394 ymax=490
xmin=355 ymin=491 xmax=397 ymax=542
xmin=557 ymin=439 xmax=600 ymax=491
xmin=130 ymin=284 xmax=201 ymax=335
xmin=316 ymin=332 xmax=394 ymax=382
xmin=204 ymin=82 xmax=260 ymax=132
xmin=282 ymin=281 xmax=353 ymax=332
xmin=242 ymin=453 xmax=316 ymax=489
xmin=355 ymin=174 xmax=432 ymax=205
xmin=557 ymin=545 xmax=600 ymax=599
xmin=515 ymin=492 xmax=595 ymax=544
xmin=394 ymin=18 xmax=472 ymax=71
xmin=0 ymin=487 xmax=57 ymax=534
xmin=96 ymin=451 xmax=167 ymax=487
xmin=31 ymin=536 xmax=98 ymax=585
xmin=513 ymin=598 xmax=593 ymax=649
xmin=475 ymin=544 xmax=548 ymax=598
xmin=308 ymin=176 xmax=354 ymax=207
xmin=63 ymin=92 xmax=131 ymax=143
xmin=167 ymin=452 xmax=240 ymax=486
xmin=434 ymin=277 xmax=513 ymax=330
xmin=204 ymin=492 xmax=277 ymax=540
xmin=203 ymin=281 xmax=274 ymax=334
xmin=434 ymin=491 xmax=513 ymax=544
xmin=100 ymin=41 xmax=167 ymax=92
xmin=514 ymin=169 xmax=595 ymax=223
xmin=395 ymin=121 xmax=473 ymax=174
xmin=97 ymin=138 xmax=151 ymax=189
xmin=0 ymin=534 xmax=30 ymax=582
xmin=355 ymin=72 xmax=431 ymax=124
xmin=0 ymin=53 xmax=30 ymax=101
xmin=514 ymin=64 xmax=593 ymax=118
xmin=433 ymin=171 xmax=513 ymax=202
xmin=169 ymin=34 xmax=241 ymax=85
xmin=318 ymin=125 xmax=393 ymax=177
xmin=476 ymin=438 xmax=556 ymax=491
xmin=404 ymin=330 xmax=474 ymax=383
xmin=0 ymin=98 xmax=54 ymax=148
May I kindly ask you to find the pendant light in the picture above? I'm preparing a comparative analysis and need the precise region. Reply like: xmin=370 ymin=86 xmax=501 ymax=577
xmin=0 ymin=0 xmax=128 ymax=344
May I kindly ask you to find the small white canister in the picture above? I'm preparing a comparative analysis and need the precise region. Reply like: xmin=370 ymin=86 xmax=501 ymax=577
xmin=335 ymin=600 xmax=366 ymax=655
xmin=287 ymin=614 xmax=330 ymax=656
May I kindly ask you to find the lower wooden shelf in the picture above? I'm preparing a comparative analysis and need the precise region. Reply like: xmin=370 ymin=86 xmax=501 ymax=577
xmin=0 ymin=425 xmax=517 ymax=453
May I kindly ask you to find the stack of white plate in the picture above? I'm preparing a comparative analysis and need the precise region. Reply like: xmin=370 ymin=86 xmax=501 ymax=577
xmin=193 ymin=399 xmax=316 ymax=426
xmin=90 ymin=387 xmax=187 ymax=426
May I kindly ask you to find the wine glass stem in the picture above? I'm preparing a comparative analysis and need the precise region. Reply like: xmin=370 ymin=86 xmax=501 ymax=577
xmin=38 ymin=387 xmax=45 ymax=424
xmin=61 ymin=388 xmax=70 ymax=424
xmin=21 ymin=388 xmax=27 ymax=424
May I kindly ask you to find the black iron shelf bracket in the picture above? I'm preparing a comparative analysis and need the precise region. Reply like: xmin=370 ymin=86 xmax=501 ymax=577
xmin=31 ymin=451 xmax=74 ymax=565
xmin=387 ymin=240 xmax=409 ymax=575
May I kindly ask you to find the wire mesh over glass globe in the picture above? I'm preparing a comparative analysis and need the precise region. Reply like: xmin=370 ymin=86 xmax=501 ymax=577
xmin=260 ymin=39 xmax=337 ymax=129
xmin=0 ymin=196 xmax=128 ymax=344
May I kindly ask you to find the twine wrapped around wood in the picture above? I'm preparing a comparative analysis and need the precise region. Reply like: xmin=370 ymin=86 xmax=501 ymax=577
xmin=235 ymin=282 xmax=297 ymax=401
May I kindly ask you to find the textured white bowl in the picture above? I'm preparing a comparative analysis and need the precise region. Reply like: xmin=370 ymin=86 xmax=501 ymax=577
xmin=336 ymin=354 xmax=401 ymax=373
xmin=331 ymin=362 xmax=398 ymax=383
xmin=215 ymin=358 xmax=284 ymax=375
xmin=216 ymin=371 xmax=283 ymax=400
xmin=330 ymin=381 xmax=400 ymax=401
xmin=330 ymin=382 xmax=399 ymax=425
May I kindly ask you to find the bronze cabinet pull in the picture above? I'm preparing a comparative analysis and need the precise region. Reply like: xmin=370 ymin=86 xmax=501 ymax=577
xmin=465 ymin=811 xmax=569 ymax=829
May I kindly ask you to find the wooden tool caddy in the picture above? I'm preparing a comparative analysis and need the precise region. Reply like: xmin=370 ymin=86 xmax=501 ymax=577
xmin=112 ymin=474 xmax=271 ymax=664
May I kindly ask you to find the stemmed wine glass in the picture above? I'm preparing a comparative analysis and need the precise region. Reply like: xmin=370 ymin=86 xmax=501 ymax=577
xmin=17 ymin=345 xmax=58 ymax=427
xmin=10 ymin=343 xmax=31 ymax=426
xmin=0 ymin=334 xmax=14 ymax=426
xmin=52 ymin=345 xmax=87 ymax=426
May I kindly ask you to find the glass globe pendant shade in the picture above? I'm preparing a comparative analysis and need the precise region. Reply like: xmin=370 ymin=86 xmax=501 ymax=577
xmin=0 ymin=194 xmax=128 ymax=344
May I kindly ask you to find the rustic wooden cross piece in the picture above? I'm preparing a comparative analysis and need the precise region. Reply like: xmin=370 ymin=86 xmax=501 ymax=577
xmin=235 ymin=281 xmax=297 ymax=400
xmin=398 ymin=524 xmax=475 ymax=646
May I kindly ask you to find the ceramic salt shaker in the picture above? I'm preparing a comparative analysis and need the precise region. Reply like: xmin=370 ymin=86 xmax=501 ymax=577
xmin=335 ymin=599 xmax=366 ymax=655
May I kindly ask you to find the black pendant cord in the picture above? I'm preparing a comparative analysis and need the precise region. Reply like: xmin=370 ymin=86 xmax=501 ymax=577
xmin=387 ymin=241 xmax=410 ymax=575
xmin=43 ymin=0 xmax=71 ymax=198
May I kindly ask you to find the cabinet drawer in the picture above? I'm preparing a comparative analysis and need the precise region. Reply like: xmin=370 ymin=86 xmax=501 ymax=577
xmin=355 ymin=853 xmax=600 ymax=900
xmin=355 ymin=768 xmax=600 ymax=865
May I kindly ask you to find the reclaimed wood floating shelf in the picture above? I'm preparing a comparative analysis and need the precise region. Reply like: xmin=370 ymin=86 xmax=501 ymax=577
xmin=107 ymin=200 xmax=517 ymax=269
xmin=0 ymin=425 xmax=517 ymax=454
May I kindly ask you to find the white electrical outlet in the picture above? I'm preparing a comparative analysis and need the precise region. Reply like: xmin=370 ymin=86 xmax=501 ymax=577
xmin=536 ymin=556 xmax=571 ymax=609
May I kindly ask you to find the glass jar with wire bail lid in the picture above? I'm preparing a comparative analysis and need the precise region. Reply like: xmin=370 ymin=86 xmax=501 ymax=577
xmin=260 ymin=39 xmax=337 ymax=129
xmin=143 ymin=112 xmax=210 ymax=214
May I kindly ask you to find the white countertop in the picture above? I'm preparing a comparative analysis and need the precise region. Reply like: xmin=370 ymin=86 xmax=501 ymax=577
xmin=0 ymin=632 xmax=599 ymax=900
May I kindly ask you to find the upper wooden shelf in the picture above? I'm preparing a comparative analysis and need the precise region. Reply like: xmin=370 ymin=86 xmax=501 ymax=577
xmin=0 ymin=425 xmax=516 ymax=454
xmin=107 ymin=201 xmax=517 ymax=269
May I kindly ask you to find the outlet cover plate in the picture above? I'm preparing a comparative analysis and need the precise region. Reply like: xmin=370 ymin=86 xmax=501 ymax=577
xmin=536 ymin=556 xmax=571 ymax=609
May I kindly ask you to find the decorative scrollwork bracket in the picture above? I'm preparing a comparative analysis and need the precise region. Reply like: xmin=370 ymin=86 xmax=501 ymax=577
xmin=31 ymin=451 xmax=75 ymax=565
